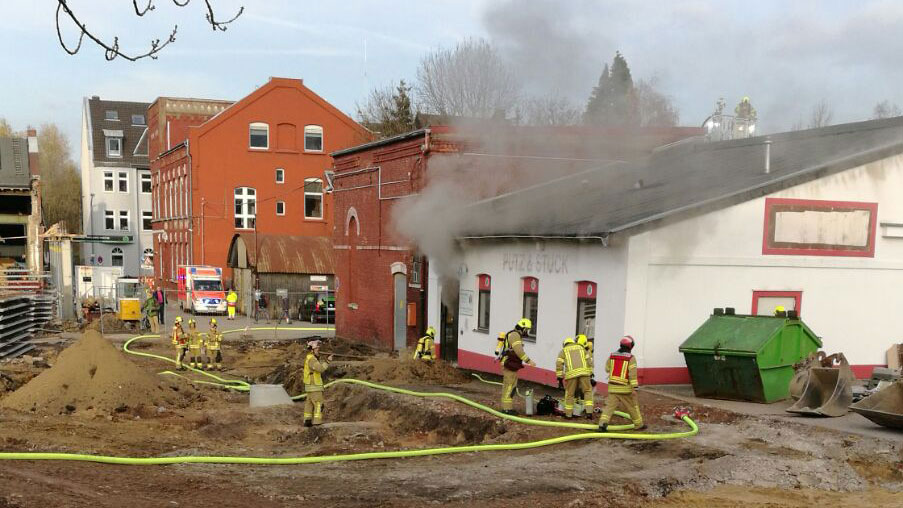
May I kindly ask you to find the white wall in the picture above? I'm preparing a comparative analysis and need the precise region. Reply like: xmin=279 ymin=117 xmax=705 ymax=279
xmin=457 ymin=240 xmax=628 ymax=373
xmin=628 ymin=153 xmax=903 ymax=368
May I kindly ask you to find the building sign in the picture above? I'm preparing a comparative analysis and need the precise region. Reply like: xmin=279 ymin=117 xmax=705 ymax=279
xmin=311 ymin=275 xmax=328 ymax=282
xmin=763 ymin=198 xmax=878 ymax=257
xmin=459 ymin=289 xmax=474 ymax=316
xmin=501 ymin=252 xmax=569 ymax=274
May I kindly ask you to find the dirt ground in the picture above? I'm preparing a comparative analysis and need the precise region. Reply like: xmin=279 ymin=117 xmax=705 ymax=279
xmin=1 ymin=333 xmax=901 ymax=507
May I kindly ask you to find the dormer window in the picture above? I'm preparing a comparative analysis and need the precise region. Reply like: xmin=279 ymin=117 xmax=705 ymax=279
xmin=105 ymin=110 xmax=119 ymax=121
xmin=107 ymin=137 xmax=122 ymax=158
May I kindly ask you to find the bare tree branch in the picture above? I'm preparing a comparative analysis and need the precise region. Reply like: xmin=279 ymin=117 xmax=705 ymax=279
xmin=54 ymin=0 xmax=243 ymax=62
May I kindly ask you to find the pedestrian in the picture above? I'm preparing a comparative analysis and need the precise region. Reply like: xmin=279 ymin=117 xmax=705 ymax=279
xmin=154 ymin=286 xmax=166 ymax=325
xmin=555 ymin=337 xmax=594 ymax=419
xmin=142 ymin=290 xmax=159 ymax=334
xmin=303 ymin=340 xmax=332 ymax=427
xmin=281 ymin=292 xmax=291 ymax=324
xmin=499 ymin=319 xmax=536 ymax=415
xmin=254 ymin=287 xmax=263 ymax=323
xmin=226 ymin=288 xmax=238 ymax=320
xmin=205 ymin=317 xmax=224 ymax=370
xmin=413 ymin=326 xmax=436 ymax=361
xmin=187 ymin=318 xmax=203 ymax=369
xmin=171 ymin=316 xmax=188 ymax=370
xmin=598 ymin=336 xmax=646 ymax=432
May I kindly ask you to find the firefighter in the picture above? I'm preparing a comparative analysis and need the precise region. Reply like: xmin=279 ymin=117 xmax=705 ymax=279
xmin=500 ymin=318 xmax=536 ymax=415
xmin=598 ymin=336 xmax=645 ymax=432
xmin=186 ymin=318 xmax=204 ymax=369
xmin=556 ymin=337 xmax=594 ymax=418
xmin=413 ymin=326 xmax=436 ymax=361
xmin=205 ymin=318 xmax=224 ymax=370
xmin=171 ymin=316 xmax=188 ymax=370
xmin=575 ymin=334 xmax=597 ymax=412
xmin=774 ymin=305 xmax=786 ymax=317
xmin=303 ymin=340 xmax=333 ymax=427
xmin=226 ymin=289 xmax=238 ymax=320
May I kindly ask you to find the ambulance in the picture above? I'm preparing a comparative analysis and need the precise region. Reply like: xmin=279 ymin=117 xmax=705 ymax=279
xmin=178 ymin=265 xmax=227 ymax=315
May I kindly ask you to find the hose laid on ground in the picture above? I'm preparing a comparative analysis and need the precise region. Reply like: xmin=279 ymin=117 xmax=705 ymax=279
xmin=0 ymin=330 xmax=698 ymax=465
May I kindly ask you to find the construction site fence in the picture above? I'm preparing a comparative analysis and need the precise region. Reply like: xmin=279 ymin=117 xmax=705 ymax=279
xmin=0 ymin=270 xmax=57 ymax=359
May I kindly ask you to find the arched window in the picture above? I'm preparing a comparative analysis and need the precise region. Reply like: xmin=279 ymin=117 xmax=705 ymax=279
xmin=249 ymin=122 xmax=269 ymax=149
xmin=304 ymin=125 xmax=323 ymax=152
xmin=143 ymin=248 xmax=154 ymax=267
xmin=234 ymin=187 xmax=257 ymax=229
xmin=304 ymin=178 xmax=323 ymax=219
xmin=111 ymin=247 xmax=124 ymax=267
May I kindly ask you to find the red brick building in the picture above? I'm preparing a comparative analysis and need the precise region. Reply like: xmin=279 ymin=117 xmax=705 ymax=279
xmin=149 ymin=77 xmax=368 ymax=296
xmin=330 ymin=124 xmax=703 ymax=354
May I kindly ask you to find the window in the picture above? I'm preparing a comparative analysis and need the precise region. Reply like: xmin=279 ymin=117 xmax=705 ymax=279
xmin=477 ymin=274 xmax=491 ymax=331
xmin=575 ymin=281 xmax=597 ymax=341
xmin=105 ymin=110 xmax=119 ymax=121
xmin=103 ymin=171 xmax=114 ymax=192
xmin=249 ymin=122 xmax=269 ymax=149
xmin=131 ymin=114 xmax=146 ymax=125
xmin=140 ymin=172 xmax=151 ymax=193
xmin=118 ymin=210 xmax=129 ymax=231
xmin=111 ymin=248 xmax=123 ymax=267
xmin=276 ymin=201 xmax=285 ymax=216
xmin=752 ymin=290 xmax=802 ymax=316
xmin=142 ymin=248 xmax=153 ymax=267
xmin=410 ymin=255 xmax=422 ymax=285
xmin=234 ymin=187 xmax=256 ymax=229
xmin=304 ymin=178 xmax=323 ymax=219
xmin=118 ymin=171 xmax=128 ymax=193
xmin=106 ymin=137 xmax=122 ymax=157
xmin=304 ymin=125 xmax=323 ymax=152
xmin=104 ymin=210 xmax=114 ymax=230
xmin=522 ymin=277 xmax=539 ymax=340
xmin=142 ymin=210 xmax=153 ymax=231
xmin=275 ymin=168 xmax=284 ymax=183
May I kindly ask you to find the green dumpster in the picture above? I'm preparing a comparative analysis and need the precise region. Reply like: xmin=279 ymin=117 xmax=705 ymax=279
xmin=679 ymin=310 xmax=822 ymax=403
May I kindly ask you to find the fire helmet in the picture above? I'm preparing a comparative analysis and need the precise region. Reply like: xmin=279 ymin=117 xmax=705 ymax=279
xmin=516 ymin=318 xmax=532 ymax=330
xmin=209 ymin=317 xmax=217 ymax=326
xmin=620 ymin=335 xmax=635 ymax=351
xmin=425 ymin=326 xmax=436 ymax=337
xmin=563 ymin=337 xmax=575 ymax=346
xmin=576 ymin=335 xmax=588 ymax=348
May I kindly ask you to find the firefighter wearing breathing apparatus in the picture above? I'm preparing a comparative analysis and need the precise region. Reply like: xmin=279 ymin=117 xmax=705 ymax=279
xmin=414 ymin=326 xmax=436 ymax=361
xmin=171 ymin=316 xmax=188 ymax=370
xmin=500 ymin=318 xmax=536 ymax=415
xmin=205 ymin=318 xmax=224 ymax=370
xmin=598 ymin=336 xmax=645 ymax=432
xmin=187 ymin=318 xmax=204 ymax=369
xmin=303 ymin=340 xmax=333 ymax=427
xmin=556 ymin=337 xmax=594 ymax=418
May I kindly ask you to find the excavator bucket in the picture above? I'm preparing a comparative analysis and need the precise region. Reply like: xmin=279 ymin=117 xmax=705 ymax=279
xmin=850 ymin=381 xmax=903 ymax=429
xmin=786 ymin=360 xmax=854 ymax=417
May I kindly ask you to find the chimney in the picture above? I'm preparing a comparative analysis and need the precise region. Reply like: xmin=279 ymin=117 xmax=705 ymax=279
xmin=26 ymin=128 xmax=39 ymax=176
xmin=763 ymin=139 xmax=772 ymax=174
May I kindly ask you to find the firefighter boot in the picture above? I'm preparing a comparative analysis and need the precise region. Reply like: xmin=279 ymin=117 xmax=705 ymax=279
xmin=597 ymin=423 xmax=608 ymax=432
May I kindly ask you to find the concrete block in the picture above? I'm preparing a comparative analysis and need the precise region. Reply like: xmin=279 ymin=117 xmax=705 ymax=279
xmin=249 ymin=384 xmax=293 ymax=408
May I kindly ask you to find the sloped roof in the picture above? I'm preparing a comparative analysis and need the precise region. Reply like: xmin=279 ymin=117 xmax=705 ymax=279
xmin=227 ymin=234 xmax=334 ymax=274
xmin=0 ymin=137 xmax=31 ymax=188
xmin=459 ymin=117 xmax=903 ymax=238
xmin=87 ymin=97 xmax=150 ymax=168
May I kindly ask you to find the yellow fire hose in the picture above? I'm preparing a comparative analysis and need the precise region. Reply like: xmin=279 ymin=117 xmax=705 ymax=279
xmin=0 ymin=330 xmax=698 ymax=465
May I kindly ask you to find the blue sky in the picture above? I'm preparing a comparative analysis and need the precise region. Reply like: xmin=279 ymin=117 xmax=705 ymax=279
xmin=2 ymin=1 xmax=903 ymax=155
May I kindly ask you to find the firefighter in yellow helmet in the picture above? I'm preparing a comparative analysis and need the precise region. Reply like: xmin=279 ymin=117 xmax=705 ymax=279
xmin=500 ymin=318 xmax=536 ymax=415
xmin=303 ymin=340 xmax=333 ymax=427
xmin=556 ymin=337 xmax=594 ymax=419
xmin=575 ymin=334 xmax=597 ymax=412
xmin=171 ymin=316 xmax=188 ymax=370
xmin=186 ymin=318 xmax=204 ymax=369
xmin=414 ymin=326 xmax=436 ymax=361
xmin=599 ymin=336 xmax=645 ymax=432
xmin=205 ymin=317 xmax=224 ymax=370
xmin=774 ymin=305 xmax=786 ymax=317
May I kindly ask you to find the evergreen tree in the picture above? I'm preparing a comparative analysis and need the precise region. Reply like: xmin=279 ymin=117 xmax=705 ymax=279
xmin=584 ymin=52 xmax=640 ymax=126
xmin=357 ymin=80 xmax=417 ymax=138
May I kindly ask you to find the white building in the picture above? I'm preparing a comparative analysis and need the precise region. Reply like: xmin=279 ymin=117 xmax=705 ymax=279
xmin=439 ymin=117 xmax=903 ymax=385
xmin=80 ymin=97 xmax=152 ymax=276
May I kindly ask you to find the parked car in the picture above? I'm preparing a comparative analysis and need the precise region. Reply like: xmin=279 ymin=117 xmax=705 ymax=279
xmin=311 ymin=295 xmax=335 ymax=324
xmin=298 ymin=293 xmax=335 ymax=323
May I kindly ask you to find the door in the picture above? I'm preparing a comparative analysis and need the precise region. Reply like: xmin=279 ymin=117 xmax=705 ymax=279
xmin=440 ymin=301 xmax=459 ymax=363
xmin=393 ymin=272 xmax=407 ymax=351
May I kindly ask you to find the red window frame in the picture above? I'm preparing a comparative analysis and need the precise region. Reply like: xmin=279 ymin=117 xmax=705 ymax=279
xmin=751 ymin=290 xmax=802 ymax=316
xmin=762 ymin=198 xmax=878 ymax=258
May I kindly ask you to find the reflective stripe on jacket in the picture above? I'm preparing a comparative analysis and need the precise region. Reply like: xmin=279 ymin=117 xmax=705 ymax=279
xmin=171 ymin=327 xmax=187 ymax=346
xmin=556 ymin=344 xmax=593 ymax=379
xmin=606 ymin=352 xmax=638 ymax=394
xmin=206 ymin=330 xmax=223 ymax=350
xmin=414 ymin=335 xmax=434 ymax=359
xmin=304 ymin=353 xmax=328 ymax=391
xmin=187 ymin=331 xmax=203 ymax=349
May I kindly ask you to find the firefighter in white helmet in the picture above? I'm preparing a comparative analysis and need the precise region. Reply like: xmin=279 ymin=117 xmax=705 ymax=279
xmin=499 ymin=318 xmax=536 ymax=415
xmin=303 ymin=340 xmax=333 ymax=427
xmin=414 ymin=326 xmax=436 ymax=361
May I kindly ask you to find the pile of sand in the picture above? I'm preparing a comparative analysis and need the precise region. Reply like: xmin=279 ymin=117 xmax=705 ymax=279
xmin=1 ymin=330 xmax=181 ymax=415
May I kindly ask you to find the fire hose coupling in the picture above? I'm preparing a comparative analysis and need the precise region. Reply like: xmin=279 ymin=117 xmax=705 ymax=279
xmin=673 ymin=407 xmax=692 ymax=419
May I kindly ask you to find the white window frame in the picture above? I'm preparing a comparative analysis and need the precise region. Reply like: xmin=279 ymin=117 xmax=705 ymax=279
xmin=111 ymin=247 xmax=124 ymax=267
xmin=304 ymin=178 xmax=324 ymax=219
xmin=304 ymin=125 xmax=324 ymax=152
xmin=117 ymin=171 xmax=128 ymax=193
xmin=105 ymin=110 xmax=119 ymax=121
xmin=142 ymin=210 xmax=153 ymax=231
xmin=275 ymin=168 xmax=285 ymax=184
xmin=106 ymin=137 xmax=122 ymax=158
xmin=140 ymin=172 xmax=151 ymax=194
xmin=276 ymin=201 xmax=286 ymax=216
xmin=234 ymin=187 xmax=257 ymax=230
xmin=104 ymin=210 xmax=115 ymax=230
xmin=103 ymin=171 xmax=114 ymax=192
xmin=249 ymin=122 xmax=269 ymax=150
xmin=118 ymin=210 xmax=130 ymax=231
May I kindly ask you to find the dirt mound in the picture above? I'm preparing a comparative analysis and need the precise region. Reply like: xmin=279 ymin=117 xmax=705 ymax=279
xmin=345 ymin=356 xmax=472 ymax=385
xmin=0 ymin=330 xmax=182 ymax=415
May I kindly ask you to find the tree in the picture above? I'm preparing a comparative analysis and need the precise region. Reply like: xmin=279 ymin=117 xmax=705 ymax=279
xmin=808 ymin=99 xmax=834 ymax=128
xmin=584 ymin=52 xmax=638 ymax=126
xmin=416 ymin=38 xmax=519 ymax=119
xmin=37 ymin=124 xmax=82 ymax=233
xmin=54 ymin=0 xmax=242 ymax=61
xmin=634 ymin=78 xmax=679 ymax=127
xmin=0 ymin=118 xmax=15 ymax=137
xmin=518 ymin=94 xmax=580 ymax=126
xmin=356 ymin=80 xmax=416 ymax=138
xmin=873 ymin=100 xmax=902 ymax=119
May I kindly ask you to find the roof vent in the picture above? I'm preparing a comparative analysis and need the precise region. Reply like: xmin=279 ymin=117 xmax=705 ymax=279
xmin=764 ymin=139 xmax=772 ymax=174
xmin=91 ymin=95 xmax=100 ymax=100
